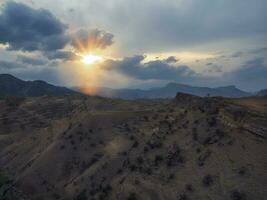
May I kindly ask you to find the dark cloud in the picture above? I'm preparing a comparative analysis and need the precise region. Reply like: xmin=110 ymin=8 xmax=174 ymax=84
xmin=0 ymin=59 xmax=60 ymax=85
xmin=72 ymin=29 xmax=114 ymax=51
xmin=105 ymin=0 xmax=267 ymax=53
xmin=16 ymin=67 xmax=61 ymax=85
xmin=0 ymin=2 xmax=69 ymax=52
xmin=16 ymin=55 xmax=47 ymax=66
xmin=44 ymin=51 xmax=77 ymax=61
xmin=229 ymin=57 xmax=267 ymax=91
xmin=0 ymin=60 xmax=27 ymax=70
xmin=248 ymin=47 xmax=267 ymax=54
xmin=231 ymin=51 xmax=244 ymax=58
xmin=205 ymin=65 xmax=223 ymax=73
xmin=164 ymin=56 xmax=179 ymax=63
xmin=101 ymin=55 xmax=196 ymax=81
xmin=206 ymin=63 xmax=213 ymax=66
xmin=99 ymin=55 xmax=267 ymax=91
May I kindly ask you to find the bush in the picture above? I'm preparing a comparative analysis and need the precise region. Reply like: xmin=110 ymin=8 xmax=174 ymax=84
xmin=129 ymin=164 xmax=137 ymax=171
xmin=136 ymin=156 xmax=144 ymax=165
xmin=177 ymin=194 xmax=188 ymax=200
xmin=198 ymin=150 xmax=211 ymax=167
xmin=154 ymin=155 xmax=164 ymax=165
xmin=5 ymin=96 xmax=25 ymax=107
xmin=74 ymin=189 xmax=87 ymax=200
xmin=185 ymin=184 xmax=193 ymax=192
xmin=196 ymin=148 xmax=201 ymax=153
xmin=132 ymin=141 xmax=139 ymax=148
xmin=127 ymin=192 xmax=137 ymax=200
xmin=129 ymin=135 xmax=135 ymax=140
xmin=202 ymin=175 xmax=213 ymax=187
xmin=117 ymin=168 xmax=123 ymax=174
xmin=143 ymin=146 xmax=149 ymax=153
xmin=134 ymin=179 xmax=140 ymax=185
xmin=145 ymin=167 xmax=152 ymax=175
xmin=230 ymin=190 xmax=246 ymax=200
xmin=0 ymin=171 xmax=10 ymax=188
xmin=192 ymin=132 xmax=198 ymax=141
xmin=168 ymin=173 xmax=175 ymax=180
xmin=238 ymin=167 xmax=246 ymax=176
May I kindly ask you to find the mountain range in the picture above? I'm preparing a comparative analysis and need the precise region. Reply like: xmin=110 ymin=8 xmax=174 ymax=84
xmin=83 ymin=83 xmax=252 ymax=99
xmin=0 ymin=74 xmax=77 ymax=98
xmin=0 ymin=74 xmax=266 ymax=99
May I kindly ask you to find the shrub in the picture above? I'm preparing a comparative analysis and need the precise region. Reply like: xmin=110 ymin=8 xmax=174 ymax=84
xmin=143 ymin=146 xmax=149 ymax=153
xmin=90 ymin=143 xmax=96 ymax=147
xmin=102 ymin=184 xmax=112 ymax=195
xmin=136 ymin=156 xmax=144 ymax=165
xmin=185 ymin=184 xmax=193 ymax=192
xmin=5 ymin=96 xmax=25 ymax=107
xmin=145 ymin=167 xmax=152 ymax=175
xmin=129 ymin=164 xmax=137 ymax=171
xmin=238 ymin=167 xmax=246 ymax=176
xmin=177 ymin=194 xmax=188 ymax=200
xmin=207 ymin=117 xmax=216 ymax=127
xmin=198 ymin=150 xmax=211 ymax=166
xmin=0 ymin=171 xmax=10 ymax=188
xmin=134 ymin=179 xmax=140 ymax=185
xmin=132 ymin=141 xmax=139 ymax=148
xmin=74 ymin=189 xmax=87 ymax=200
xmin=154 ymin=155 xmax=164 ymax=165
xmin=202 ymin=175 xmax=213 ymax=187
xmin=144 ymin=116 xmax=149 ymax=121
xmin=130 ymin=135 xmax=135 ymax=140
xmin=168 ymin=173 xmax=175 ymax=180
xmin=192 ymin=132 xmax=198 ymax=141
xmin=230 ymin=190 xmax=246 ymax=200
xmin=127 ymin=192 xmax=137 ymax=200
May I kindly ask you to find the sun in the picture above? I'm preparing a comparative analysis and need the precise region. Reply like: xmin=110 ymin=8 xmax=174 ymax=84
xmin=81 ymin=54 xmax=103 ymax=65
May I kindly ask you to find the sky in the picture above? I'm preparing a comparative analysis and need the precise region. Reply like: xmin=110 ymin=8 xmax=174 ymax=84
xmin=0 ymin=0 xmax=267 ymax=92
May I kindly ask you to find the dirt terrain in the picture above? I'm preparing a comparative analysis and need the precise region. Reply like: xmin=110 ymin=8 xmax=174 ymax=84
xmin=0 ymin=93 xmax=266 ymax=200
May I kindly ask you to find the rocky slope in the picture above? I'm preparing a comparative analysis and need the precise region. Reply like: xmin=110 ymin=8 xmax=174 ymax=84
xmin=0 ymin=94 xmax=266 ymax=200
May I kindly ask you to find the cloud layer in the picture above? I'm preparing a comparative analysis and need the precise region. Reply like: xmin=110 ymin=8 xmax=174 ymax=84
xmin=0 ymin=1 xmax=266 ymax=91
xmin=101 ymin=55 xmax=196 ymax=81
xmin=0 ymin=2 xmax=69 ymax=52
xmin=72 ymin=29 xmax=114 ymax=51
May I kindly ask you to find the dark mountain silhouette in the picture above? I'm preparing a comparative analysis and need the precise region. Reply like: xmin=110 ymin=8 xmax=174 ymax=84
xmin=0 ymin=74 xmax=258 ymax=99
xmin=257 ymin=88 xmax=267 ymax=96
xmin=75 ymin=82 xmax=252 ymax=99
xmin=0 ymin=74 xmax=77 ymax=97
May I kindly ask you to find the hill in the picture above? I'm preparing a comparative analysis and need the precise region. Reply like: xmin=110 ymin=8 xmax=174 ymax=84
xmin=0 ymin=74 xmax=77 ymax=98
xmin=257 ymin=88 xmax=267 ymax=96
xmin=75 ymin=82 xmax=252 ymax=99
xmin=0 ymin=93 xmax=266 ymax=200
xmin=0 ymin=74 xmax=255 ymax=99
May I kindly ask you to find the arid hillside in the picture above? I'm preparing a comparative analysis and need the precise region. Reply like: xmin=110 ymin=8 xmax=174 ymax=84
xmin=0 ymin=94 xmax=266 ymax=200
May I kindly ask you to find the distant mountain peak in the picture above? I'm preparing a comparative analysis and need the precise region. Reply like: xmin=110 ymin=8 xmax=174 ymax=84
xmin=165 ymin=82 xmax=189 ymax=87
xmin=0 ymin=74 xmax=78 ymax=97
xmin=257 ymin=88 xmax=267 ymax=96
xmin=216 ymin=85 xmax=237 ymax=89
xmin=0 ymin=73 xmax=22 ymax=81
